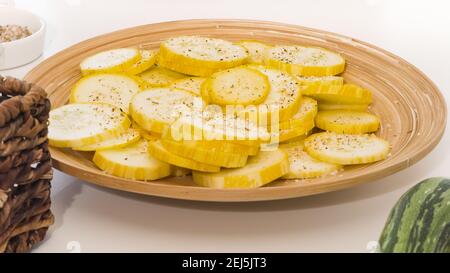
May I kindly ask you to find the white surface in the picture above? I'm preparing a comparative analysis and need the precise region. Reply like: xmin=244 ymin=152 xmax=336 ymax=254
xmin=2 ymin=0 xmax=449 ymax=253
xmin=0 ymin=6 xmax=46 ymax=69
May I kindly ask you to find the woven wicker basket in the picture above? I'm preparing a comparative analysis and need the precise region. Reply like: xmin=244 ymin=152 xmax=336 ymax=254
xmin=0 ymin=75 xmax=54 ymax=253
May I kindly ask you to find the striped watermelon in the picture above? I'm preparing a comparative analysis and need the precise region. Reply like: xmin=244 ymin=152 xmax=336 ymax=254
xmin=379 ymin=177 xmax=449 ymax=253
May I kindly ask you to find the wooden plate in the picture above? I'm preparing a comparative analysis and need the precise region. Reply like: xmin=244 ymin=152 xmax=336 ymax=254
xmin=24 ymin=19 xmax=447 ymax=202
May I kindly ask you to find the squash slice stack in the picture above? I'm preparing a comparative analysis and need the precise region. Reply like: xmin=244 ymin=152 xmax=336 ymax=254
xmin=47 ymin=35 xmax=392 ymax=189
xmin=192 ymin=149 xmax=289 ymax=189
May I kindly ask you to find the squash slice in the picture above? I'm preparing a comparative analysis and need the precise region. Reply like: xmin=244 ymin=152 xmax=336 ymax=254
xmin=138 ymin=66 xmax=186 ymax=87
xmin=303 ymin=83 xmax=372 ymax=105
xmin=161 ymin=138 xmax=248 ymax=168
xmin=148 ymin=140 xmax=220 ymax=172
xmin=158 ymin=36 xmax=248 ymax=76
xmin=169 ymin=77 xmax=206 ymax=96
xmin=93 ymin=139 xmax=171 ymax=180
xmin=278 ymin=97 xmax=318 ymax=130
xmin=130 ymin=88 xmax=198 ymax=134
xmin=192 ymin=149 xmax=289 ymax=189
xmin=304 ymin=132 xmax=390 ymax=165
xmin=73 ymin=126 xmax=141 ymax=151
xmin=48 ymin=103 xmax=130 ymax=148
xmin=80 ymin=48 xmax=140 ymax=75
xmin=315 ymin=110 xmax=380 ymax=134
xmin=125 ymin=49 xmax=158 ymax=75
xmin=237 ymin=40 xmax=272 ymax=64
xmin=69 ymin=73 xmax=142 ymax=113
xmin=296 ymin=75 xmax=344 ymax=87
xmin=265 ymin=45 xmax=345 ymax=76
xmin=201 ymin=66 xmax=270 ymax=105
xmin=243 ymin=65 xmax=302 ymax=123
xmin=318 ymin=103 xmax=369 ymax=111
xmin=281 ymin=142 xmax=342 ymax=179
xmin=168 ymin=107 xmax=270 ymax=146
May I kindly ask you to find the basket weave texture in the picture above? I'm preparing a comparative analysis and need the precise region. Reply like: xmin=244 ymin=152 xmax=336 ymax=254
xmin=0 ymin=75 xmax=54 ymax=253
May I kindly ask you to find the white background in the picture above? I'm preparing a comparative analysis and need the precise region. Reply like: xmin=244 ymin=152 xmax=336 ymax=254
xmin=2 ymin=0 xmax=449 ymax=252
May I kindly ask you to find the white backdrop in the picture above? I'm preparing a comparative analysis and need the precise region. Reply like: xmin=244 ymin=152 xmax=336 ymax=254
xmin=2 ymin=0 xmax=449 ymax=252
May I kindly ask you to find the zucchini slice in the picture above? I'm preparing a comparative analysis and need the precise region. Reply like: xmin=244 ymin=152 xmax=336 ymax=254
xmin=80 ymin=48 xmax=140 ymax=75
xmin=161 ymin=138 xmax=248 ymax=168
xmin=303 ymin=83 xmax=372 ymax=105
xmin=170 ymin=166 xmax=192 ymax=177
xmin=158 ymin=36 xmax=248 ymax=76
xmin=315 ymin=110 xmax=380 ymax=134
xmin=73 ymin=126 xmax=141 ymax=151
xmin=148 ymin=140 xmax=221 ymax=172
xmin=265 ymin=45 xmax=345 ymax=76
xmin=318 ymin=103 xmax=369 ymax=111
xmin=138 ymin=66 xmax=187 ymax=87
xmin=281 ymin=142 xmax=342 ymax=179
xmin=48 ymin=103 xmax=131 ymax=148
xmin=304 ymin=132 xmax=390 ymax=165
xmin=129 ymin=88 xmax=198 ymax=134
xmin=162 ymin=134 xmax=259 ymax=156
xmin=169 ymin=107 xmax=270 ymax=146
xmin=70 ymin=73 xmax=142 ymax=113
xmin=93 ymin=139 xmax=171 ymax=180
xmin=272 ymin=118 xmax=315 ymax=143
xmin=297 ymin=75 xmax=344 ymax=87
xmin=125 ymin=49 xmax=158 ymax=75
xmin=279 ymin=97 xmax=318 ymax=130
xmin=237 ymin=40 xmax=272 ymax=64
xmin=169 ymin=77 xmax=206 ymax=96
xmin=192 ymin=149 xmax=289 ymax=189
xmin=244 ymin=65 xmax=302 ymax=123
xmin=202 ymin=66 xmax=270 ymax=106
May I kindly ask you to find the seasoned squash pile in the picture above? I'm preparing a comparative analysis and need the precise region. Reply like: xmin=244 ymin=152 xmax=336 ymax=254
xmin=48 ymin=36 xmax=390 ymax=189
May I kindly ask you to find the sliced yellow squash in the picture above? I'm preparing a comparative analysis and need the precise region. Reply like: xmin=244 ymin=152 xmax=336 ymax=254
xmin=192 ymin=149 xmax=289 ymax=189
xmin=315 ymin=110 xmax=380 ymax=134
xmin=318 ymin=103 xmax=369 ymax=111
xmin=171 ymin=166 xmax=192 ymax=177
xmin=265 ymin=45 xmax=345 ymax=76
xmin=281 ymin=142 xmax=342 ymax=179
xmin=237 ymin=40 xmax=272 ymax=64
xmin=162 ymin=134 xmax=259 ymax=156
xmin=80 ymin=48 xmax=140 ymax=75
xmin=304 ymin=132 xmax=390 ymax=165
xmin=73 ymin=126 xmax=141 ymax=151
xmin=93 ymin=139 xmax=171 ymax=180
xmin=130 ymin=88 xmax=198 ymax=134
xmin=48 ymin=103 xmax=130 ymax=148
xmin=169 ymin=77 xmax=206 ymax=96
xmin=296 ymin=75 xmax=344 ymax=87
xmin=303 ymin=83 xmax=372 ymax=105
xmin=69 ymin=73 xmax=142 ymax=113
xmin=138 ymin=66 xmax=186 ymax=87
xmin=169 ymin=107 xmax=270 ymax=146
xmin=201 ymin=66 xmax=270 ymax=105
xmin=161 ymin=138 xmax=248 ymax=168
xmin=158 ymin=36 xmax=248 ymax=76
xmin=148 ymin=140 xmax=220 ymax=172
xmin=281 ymin=130 xmax=311 ymax=144
xmin=273 ymin=118 xmax=315 ymax=143
xmin=125 ymin=49 xmax=158 ymax=75
xmin=278 ymin=97 xmax=318 ymax=130
xmin=243 ymin=65 xmax=302 ymax=123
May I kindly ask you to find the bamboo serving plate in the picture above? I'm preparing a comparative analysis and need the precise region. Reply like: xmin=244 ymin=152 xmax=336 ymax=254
xmin=24 ymin=19 xmax=447 ymax=202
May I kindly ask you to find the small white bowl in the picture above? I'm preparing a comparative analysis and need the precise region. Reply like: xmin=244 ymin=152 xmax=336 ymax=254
xmin=0 ymin=6 xmax=46 ymax=70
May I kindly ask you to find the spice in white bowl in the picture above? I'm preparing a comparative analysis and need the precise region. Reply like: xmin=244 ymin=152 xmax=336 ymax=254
xmin=0 ymin=24 xmax=32 ymax=43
